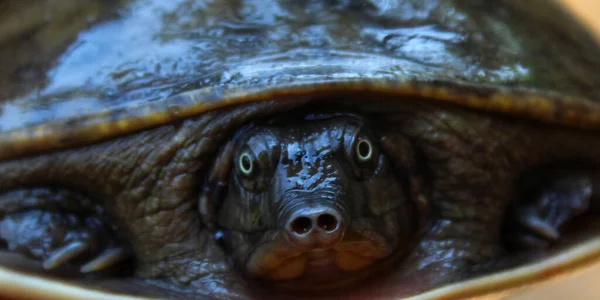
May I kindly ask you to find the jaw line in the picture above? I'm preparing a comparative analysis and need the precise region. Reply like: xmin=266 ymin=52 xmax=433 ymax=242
xmin=245 ymin=226 xmax=395 ymax=278
xmin=265 ymin=247 xmax=406 ymax=292
xmin=249 ymin=238 xmax=402 ymax=291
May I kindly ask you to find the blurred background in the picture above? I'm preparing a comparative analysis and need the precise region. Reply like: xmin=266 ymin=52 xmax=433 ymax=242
xmin=562 ymin=0 xmax=600 ymax=37
xmin=508 ymin=1 xmax=600 ymax=299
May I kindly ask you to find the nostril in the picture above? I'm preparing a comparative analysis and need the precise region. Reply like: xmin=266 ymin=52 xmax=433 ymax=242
xmin=317 ymin=214 xmax=338 ymax=231
xmin=291 ymin=216 xmax=312 ymax=234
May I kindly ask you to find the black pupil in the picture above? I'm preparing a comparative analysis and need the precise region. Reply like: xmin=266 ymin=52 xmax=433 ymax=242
xmin=358 ymin=141 xmax=370 ymax=158
xmin=241 ymin=154 xmax=252 ymax=172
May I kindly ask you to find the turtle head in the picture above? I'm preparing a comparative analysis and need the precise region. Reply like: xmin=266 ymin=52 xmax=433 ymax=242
xmin=208 ymin=114 xmax=416 ymax=287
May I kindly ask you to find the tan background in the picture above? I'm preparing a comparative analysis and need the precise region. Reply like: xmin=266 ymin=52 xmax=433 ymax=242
xmin=507 ymin=1 xmax=600 ymax=299
xmin=561 ymin=0 xmax=600 ymax=37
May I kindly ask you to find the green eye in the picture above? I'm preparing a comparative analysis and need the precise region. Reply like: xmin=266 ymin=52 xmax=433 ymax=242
xmin=355 ymin=138 xmax=373 ymax=163
xmin=238 ymin=152 xmax=254 ymax=176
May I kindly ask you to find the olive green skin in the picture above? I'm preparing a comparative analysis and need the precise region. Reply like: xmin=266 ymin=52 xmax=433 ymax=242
xmin=2 ymin=0 xmax=600 ymax=299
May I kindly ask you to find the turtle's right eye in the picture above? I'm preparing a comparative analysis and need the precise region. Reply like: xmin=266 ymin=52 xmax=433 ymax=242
xmin=233 ymin=132 xmax=280 ymax=192
xmin=238 ymin=151 xmax=256 ymax=177
xmin=235 ymin=146 xmax=267 ymax=191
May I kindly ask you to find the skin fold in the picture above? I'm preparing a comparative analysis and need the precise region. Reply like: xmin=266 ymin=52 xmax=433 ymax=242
xmin=1 ymin=98 xmax=600 ymax=299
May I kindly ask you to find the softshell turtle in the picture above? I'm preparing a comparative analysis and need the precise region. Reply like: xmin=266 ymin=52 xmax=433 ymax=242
xmin=1 ymin=0 xmax=600 ymax=299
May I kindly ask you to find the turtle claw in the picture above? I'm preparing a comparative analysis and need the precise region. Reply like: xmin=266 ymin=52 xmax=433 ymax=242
xmin=507 ymin=174 xmax=592 ymax=249
xmin=511 ymin=233 xmax=551 ymax=249
xmin=80 ymin=248 xmax=126 ymax=273
xmin=0 ymin=209 xmax=127 ymax=273
xmin=519 ymin=209 xmax=560 ymax=241
xmin=43 ymin=241 xmax=89 ymax=270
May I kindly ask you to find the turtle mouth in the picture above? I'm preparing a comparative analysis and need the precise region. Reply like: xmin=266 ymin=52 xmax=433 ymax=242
xmin=284 ymin=250 xmax=376 ymax=282
xmin=245 ymin=234 xmax=393 ymax=284
xmin=263 ymin=250 xmax=377 ymax=282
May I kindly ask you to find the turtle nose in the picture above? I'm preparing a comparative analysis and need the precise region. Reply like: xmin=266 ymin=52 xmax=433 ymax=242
xmin=285 ymin=206 xmax=345 ymax=249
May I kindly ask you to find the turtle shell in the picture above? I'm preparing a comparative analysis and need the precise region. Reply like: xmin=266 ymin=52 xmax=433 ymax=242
xmin=2 ymin=0 xmax=600 ymax=160
xmin=2 ymin=0 xmax=600 ymax=299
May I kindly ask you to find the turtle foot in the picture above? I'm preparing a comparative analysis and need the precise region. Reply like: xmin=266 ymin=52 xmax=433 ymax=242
xmin=0 ymin=188 xmax=129 ymax=274
xmin=0 ymin=209 xmax=128 ymax=273
xmin=505 ymin=173 xmax=592 ymax=249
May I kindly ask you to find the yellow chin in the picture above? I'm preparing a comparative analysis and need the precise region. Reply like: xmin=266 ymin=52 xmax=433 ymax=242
xmin=266 ymin=255 xmax=309 ymax=280
xmin=262 ymin=251 xmax=377 ymax=280
xmin=334 ymin=251 xmax=376 ymax=271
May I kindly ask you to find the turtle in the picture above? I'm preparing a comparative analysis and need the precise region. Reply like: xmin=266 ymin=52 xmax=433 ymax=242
xmin=1 ymin=0 xmax=600 ymax=299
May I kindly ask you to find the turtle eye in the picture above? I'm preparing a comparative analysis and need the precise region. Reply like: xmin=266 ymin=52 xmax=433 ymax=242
xmin=343 ymin=127 xmax=379 ymax=179
xmin=355 ymin=138 xmax=373 ymax=163
xmin=233 ymin=132 xmax=280 ymax=193
xmin=238 ymin=151 xmax=255 ymax=176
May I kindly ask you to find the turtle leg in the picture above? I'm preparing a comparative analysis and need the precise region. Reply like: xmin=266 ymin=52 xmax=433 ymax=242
xmin=0 ymin=188 xmax=130 ymax=274
xmin=505 ymin=171 xmax=598 ymax=249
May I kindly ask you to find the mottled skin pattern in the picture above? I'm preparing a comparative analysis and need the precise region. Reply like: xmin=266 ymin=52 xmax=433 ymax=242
xmin=1 ymin=98 xmax=600 ymax=299
xmin=0 ymin=101 xmax=309 ymax=298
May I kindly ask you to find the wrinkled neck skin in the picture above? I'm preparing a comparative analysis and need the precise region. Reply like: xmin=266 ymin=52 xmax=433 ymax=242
xmin=214 ymin=115 xmax=415 ymax=290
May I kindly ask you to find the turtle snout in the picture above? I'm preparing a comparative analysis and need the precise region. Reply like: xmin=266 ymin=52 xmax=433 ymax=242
xmin=284 ymin=206 xmax=346 ymax=249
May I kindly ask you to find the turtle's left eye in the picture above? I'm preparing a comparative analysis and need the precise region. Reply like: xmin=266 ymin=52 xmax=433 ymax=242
xmin=343 ymin=126 xmax=380 ymax=179
xmin=355 ymin=138 xmax=373 ymax=163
